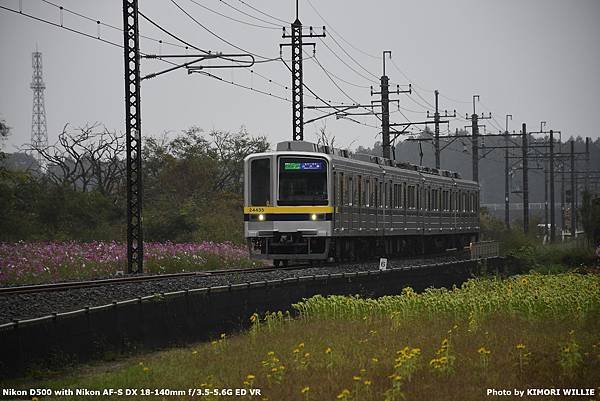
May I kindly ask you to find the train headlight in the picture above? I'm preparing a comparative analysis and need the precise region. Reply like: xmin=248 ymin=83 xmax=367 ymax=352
xmin=258 ymin=214 xmax=265 ymax=221
xmin=310 ymin=213 xmax=318 ymax=221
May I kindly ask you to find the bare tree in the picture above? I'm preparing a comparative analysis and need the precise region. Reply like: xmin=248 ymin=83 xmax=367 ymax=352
xmin=24 ymin=123 xmax=126 ymax=196
xmin=315 ymin=122 xmax=336 ymax=149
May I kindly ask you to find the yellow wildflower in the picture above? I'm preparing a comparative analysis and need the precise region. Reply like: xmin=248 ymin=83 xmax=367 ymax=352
xmin=301 ymin=386 xmax=310 ymax=394
xmin=325 ymin=347 xmax=332 ymax=354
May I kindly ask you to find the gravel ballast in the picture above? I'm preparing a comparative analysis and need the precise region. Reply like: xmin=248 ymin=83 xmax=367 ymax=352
xmin=0 ymin=254 xmax=470 ymax=325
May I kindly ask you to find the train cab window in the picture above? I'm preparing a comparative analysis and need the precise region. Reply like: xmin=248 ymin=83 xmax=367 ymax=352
xmin=250 ymin=158 xmax=271 ymax=206
xmin=278 ymin=157 xmax=328 ymax=206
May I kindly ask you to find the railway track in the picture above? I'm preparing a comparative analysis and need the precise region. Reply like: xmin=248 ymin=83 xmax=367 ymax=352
xmin=2 ymin=249 xmax=477 ymax=296
xmin=0 ymin=264 xmax=308 ymax=296
xmin=0 ymin=246 xmax=482 ymax=296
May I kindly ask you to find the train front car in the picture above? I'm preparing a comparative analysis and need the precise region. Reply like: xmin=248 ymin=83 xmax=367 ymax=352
xmin=244 ymin=142 xmax=333 ymax=266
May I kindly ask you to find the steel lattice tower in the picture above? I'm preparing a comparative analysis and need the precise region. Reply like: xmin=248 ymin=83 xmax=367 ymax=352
xmin=31 ymin=51 xmax=48 ymax=160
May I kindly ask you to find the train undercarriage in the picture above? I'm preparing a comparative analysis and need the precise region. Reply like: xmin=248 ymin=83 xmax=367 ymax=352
xmin=248 ymin=233 xmax=478 ymax=265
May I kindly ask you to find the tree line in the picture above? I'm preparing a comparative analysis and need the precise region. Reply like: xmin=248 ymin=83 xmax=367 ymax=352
xmin=0 ymin=123 xmax=269 ymax=243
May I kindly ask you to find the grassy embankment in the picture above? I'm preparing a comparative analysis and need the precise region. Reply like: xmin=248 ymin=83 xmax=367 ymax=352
xmin=5 ymin=272 xmax=599 ymax=401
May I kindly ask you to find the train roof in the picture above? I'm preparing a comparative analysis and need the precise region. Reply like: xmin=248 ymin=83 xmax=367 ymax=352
xmin=275 ymin=140 xmax=468 ymax=182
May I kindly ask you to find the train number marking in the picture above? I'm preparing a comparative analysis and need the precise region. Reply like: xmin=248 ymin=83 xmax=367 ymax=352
xmin=248 ymin=207 xmax=265 ymax=213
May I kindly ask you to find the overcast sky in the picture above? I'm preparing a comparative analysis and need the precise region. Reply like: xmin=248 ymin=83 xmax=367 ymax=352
xmin=1 ymin=0 xmax=599 ymax=155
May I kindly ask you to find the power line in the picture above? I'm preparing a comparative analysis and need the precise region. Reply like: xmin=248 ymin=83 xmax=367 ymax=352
xmin=170 ymin=0 xmax=280 ymax=62
xmin=2 ymin=4 xmax=299 ymax=108
xmin=312 ymin=55 xmax=361 ymax=105
xmin=202 ymin=70 xmax=290 ymax=103
xmin=0 ymin=4 xmax=122 ymax=49
xmin=39 ymin=0 xmax=188 ymax=51
xmin=236 ymin=0 xmax=289 ymax=25
xmin=305 ymin=0 xmax=379 ymax=60
xmin=305 ymin=57 xmax=370 ymax=89
xmin=317 ymin=38 xmax=377 ymax=84
xmin=187 ymin=0 xmax=281 ymax=30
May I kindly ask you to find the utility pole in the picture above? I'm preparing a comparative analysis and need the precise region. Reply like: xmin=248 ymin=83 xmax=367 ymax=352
xmin=549 ymin=130 xmax=555 ymax=242
xmin=522 ymin=123 xmax=529 ymax=234
xmin=504 ymin=114 xmax=512 ymax=229
xmin=560 ymin=157 xmax=565 ymax=238
xmin=434 ymin=90 xmax=440 ymax=169
xmin=380 ymin=51 xmax=391 ymax=159
xmin=539 ymin=122 xmax=549 ymax=240
xmin=425 ymin=91 xmax=455 ymax=169
xmin=370 ymin=51 xmax=411 ymax=159
xmin=123 ymin=0 xmax=143 ymax=273
xmin=585 ymin=137 xmax=590 ymax=193
xmin=280 ymin=0 xmax=325 ymax=141
xmin=570 ymin=140 xmax=576 ymax=238
xmin=468 ymin=95 xmax=491 ymax=182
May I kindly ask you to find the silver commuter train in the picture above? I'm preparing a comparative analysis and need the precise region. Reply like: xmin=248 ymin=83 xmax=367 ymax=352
xmin=244 ymin=140 xmax=479 ymax=265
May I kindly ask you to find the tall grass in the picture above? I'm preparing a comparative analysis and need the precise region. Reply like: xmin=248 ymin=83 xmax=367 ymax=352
xmin=6 ymin=273 xmax=599 ymax=401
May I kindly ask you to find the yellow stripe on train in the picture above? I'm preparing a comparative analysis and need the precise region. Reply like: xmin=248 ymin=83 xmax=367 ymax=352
xmin=244 ymin=206 xmax=334 ymax=214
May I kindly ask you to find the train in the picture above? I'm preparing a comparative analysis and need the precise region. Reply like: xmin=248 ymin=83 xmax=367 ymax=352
xmin=244 ymin=140 xmax=480 ymax=265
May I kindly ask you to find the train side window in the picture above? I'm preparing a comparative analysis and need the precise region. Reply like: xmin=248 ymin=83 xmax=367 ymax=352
xmin=333 ymin=172 xmax=337 ymax=206
xmin=426 ymin=188 xmax=430 ymax=211
xmin=417 ymin=184 xmax=421 ymax=210
xmin=338 ymin=172 xmax=344 ymax=206
xmin=250 ymin=158 xmax=271 ymax=206
xmin=388 ymin=181 xmax=393 ymax=209
xmin=357 ymin=176 xmax=362 ymax=207
xmin=365 ymin=178 xmax=370 ymax=207
xmin=371 ymin=178 xmax=376 ymax=208
xmin=348 ymin=176 xmax=354 ymax=206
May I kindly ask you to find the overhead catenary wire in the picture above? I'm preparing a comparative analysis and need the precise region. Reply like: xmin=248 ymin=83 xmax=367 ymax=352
xmin=169 ymin=0 xmax=280 ymax=62
xmin=3 ymin=4 xmax=297 ymax=106
xmin=39 ymin=0 xmax=188 ymax=51
xmin=236 ymin=0 xmax=289 ymax=25
xmin=305 ymin=0 xmax=379 ymax=60
xmin=0 ymin=4 xmax=122 ymax=49
xmin=187 ymin=0 xmax=281 ymax=30
xmin=317 ymin=38 xmax=378 ymax=85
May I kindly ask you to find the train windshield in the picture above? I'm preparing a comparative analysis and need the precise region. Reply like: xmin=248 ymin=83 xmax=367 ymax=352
xmin=278 ymin=157 xmax=328 ymax=205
